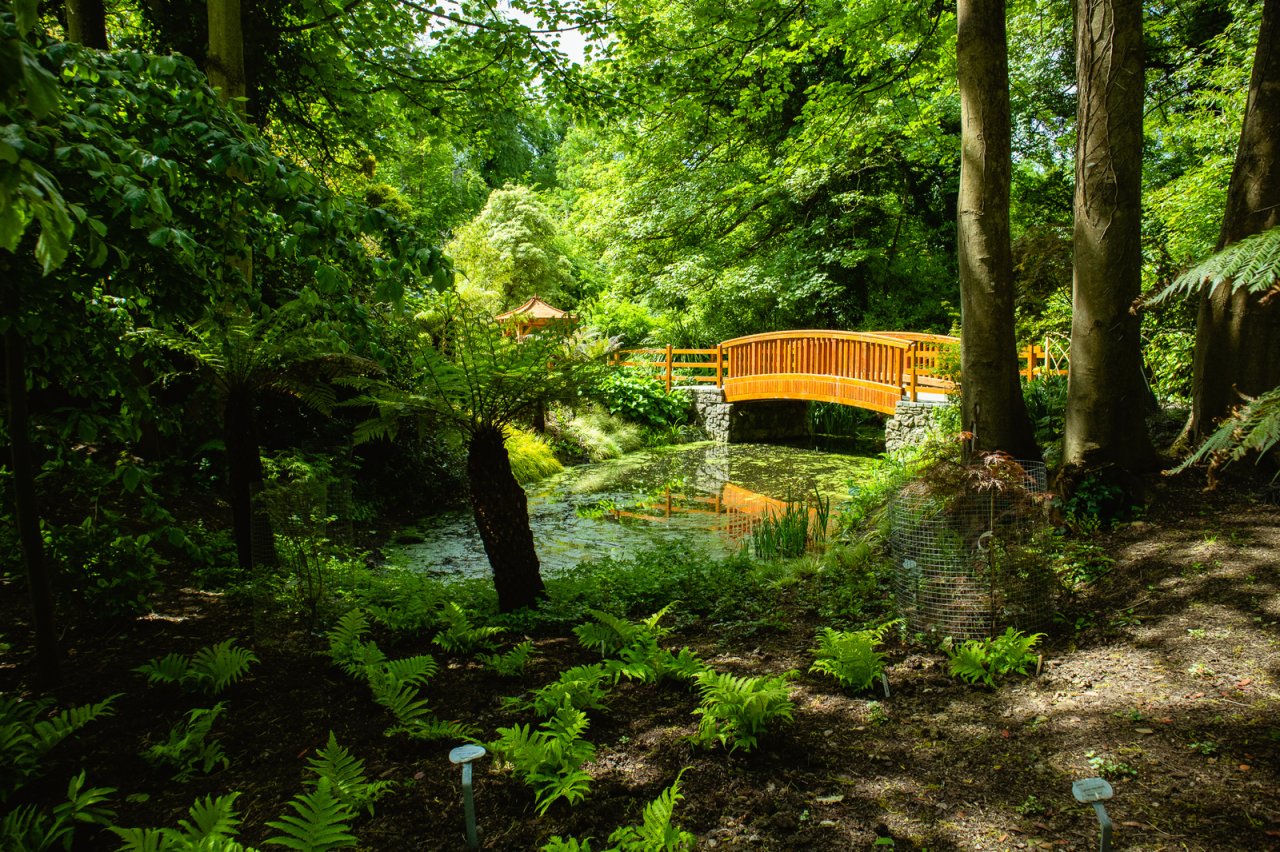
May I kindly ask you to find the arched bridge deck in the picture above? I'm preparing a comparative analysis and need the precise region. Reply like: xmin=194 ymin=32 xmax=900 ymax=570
xmin=612 ymin=331 xmax=1061 ymax=415
xmin=613 ymin=330 xmax=959 ymax=415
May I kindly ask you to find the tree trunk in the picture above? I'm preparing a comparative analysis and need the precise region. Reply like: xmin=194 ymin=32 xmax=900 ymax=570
xmin=956 ymin=0 xmax=1040 ymax=461
xmin=467 ymin=424 xmax=546 ymax=613
xmin=224 ymin=388 xmax=265 ymax=570
xmin=1190 ymin=0 xmax=1280 ymax=437
xmin=65 ymin=0 xmax=108 ymax=49
xmin=5 ymin=326 xmax=60 ymax=687
xmin=206 ymin=0 xmax=247 ymax=115
xmin=1063 ymin=0 xmax=1155 ymax=471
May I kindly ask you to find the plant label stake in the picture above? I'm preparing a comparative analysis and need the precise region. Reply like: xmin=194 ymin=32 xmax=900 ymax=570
xmin=1072 ymin=776 xmax=1113 ymax=852
xmin=450 ymin=744 xmax=487 ymax=848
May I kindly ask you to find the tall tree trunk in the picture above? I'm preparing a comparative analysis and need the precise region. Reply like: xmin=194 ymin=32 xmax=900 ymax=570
xmin=65 ymin=0 xmax=108 ymax=49
xmin=206 ymin=0 xmax=247 ymax=115
xmin=1063 ymin=0 xmax=1155 ymax=471
xmin=467 ymin=424 xmax=546 ymax=613
xmin=224 ymin=389 xmax=266 ymax=570
xmin=5 ymin=325 xmax=59 ymax=687
xmin=956 ymin=0 xmax=1039 ymax=461
xmin=1190 ymin=0 xmax=1280 ymax=437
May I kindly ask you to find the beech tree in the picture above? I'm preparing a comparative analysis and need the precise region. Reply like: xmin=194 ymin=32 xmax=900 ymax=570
xmin=956 ymin=0 xmax=1039 ymax=460
xmin=1062 ymin=0 xmax=1154 ymax=473
xmin=1190 ymin=0 xmax=1280 ymax=437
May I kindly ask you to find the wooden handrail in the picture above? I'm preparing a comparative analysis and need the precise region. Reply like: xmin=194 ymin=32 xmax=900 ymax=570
xmin=610 ymin=329 xmax=1063 ymax=412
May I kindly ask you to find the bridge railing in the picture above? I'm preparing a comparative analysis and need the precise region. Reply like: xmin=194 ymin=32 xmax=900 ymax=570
xmin=719 ymin=330 xmax=920 ymax=414
xmin=609 ymin=332 xmax=1066 ymax=412
xmin=609 ymin=345 xmax=723 ymax=390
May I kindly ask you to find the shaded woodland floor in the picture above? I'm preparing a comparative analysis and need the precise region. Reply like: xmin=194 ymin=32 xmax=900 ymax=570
xmin=3 ymin=476 xmax=1278 ymax=850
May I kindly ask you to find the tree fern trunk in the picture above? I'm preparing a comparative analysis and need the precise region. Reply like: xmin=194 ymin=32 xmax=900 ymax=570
xmin=467 ymin=424 xmax=546 ymax=612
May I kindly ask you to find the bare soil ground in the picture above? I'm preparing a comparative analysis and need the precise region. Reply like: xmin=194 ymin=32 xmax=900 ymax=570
xmin=3 ymin=476 xmax=1278 ymax=850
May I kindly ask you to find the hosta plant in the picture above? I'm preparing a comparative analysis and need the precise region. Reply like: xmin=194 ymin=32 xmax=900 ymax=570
xmin=691 ymin=670 xmax=794 ymax=753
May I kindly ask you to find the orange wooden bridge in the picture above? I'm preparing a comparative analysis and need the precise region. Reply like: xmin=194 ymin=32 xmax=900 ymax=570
xmin=612 ymin=331 xmax=1063 ymax=415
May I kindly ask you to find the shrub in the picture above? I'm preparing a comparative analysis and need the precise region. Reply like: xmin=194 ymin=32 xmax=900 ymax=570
xmin=591 ymin=369 xmax=690 ymax=428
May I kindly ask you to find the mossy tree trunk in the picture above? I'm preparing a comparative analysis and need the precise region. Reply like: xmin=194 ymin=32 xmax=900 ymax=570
xmin=467 ymin=423 xmax=546 ymax=612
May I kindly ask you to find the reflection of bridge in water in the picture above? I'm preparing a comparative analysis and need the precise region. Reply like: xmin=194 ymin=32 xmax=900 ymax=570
xmin=611 ymin=482 xmax=824 ymax=542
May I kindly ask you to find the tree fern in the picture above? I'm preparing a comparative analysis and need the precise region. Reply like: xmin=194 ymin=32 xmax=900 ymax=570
xmin=1143 ymin=227 xmax=1280 ymax=476
xmin=1173 ymin=385 xmax=1280 ymax=481
xmin=264 ymin=781 xmax=357 ymax=851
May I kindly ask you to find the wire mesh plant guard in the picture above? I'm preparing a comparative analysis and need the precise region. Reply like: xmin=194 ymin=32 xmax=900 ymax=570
xmin=888 ymin=455 xmax=1054 ymax=640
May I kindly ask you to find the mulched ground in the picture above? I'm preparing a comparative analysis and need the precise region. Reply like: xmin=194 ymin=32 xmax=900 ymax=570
xmin=2 ymin=475 xmax=1278 ymax=851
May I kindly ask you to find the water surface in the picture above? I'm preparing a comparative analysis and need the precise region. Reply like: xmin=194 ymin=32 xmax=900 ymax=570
xmin=396 ymin=441 xmax=877 ymax=578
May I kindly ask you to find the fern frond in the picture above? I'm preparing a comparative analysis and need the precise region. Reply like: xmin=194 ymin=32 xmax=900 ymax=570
xmin=378 ymin=654 xmax=438 ymax=687
xmin=306 ymin=734 xmax=390 ymax=816
xmin=480 ymin=640 xmax=534 ymax=676
xmin=1150 ymin=225 xmax=1280 ymax=304
xmin=389 ymin=717 xmax=478 ymax=742
xmin=608 ymin=770 xmax=695 ymax=851
xmin=134 ymin=653 xmax=192 ymax=687
xmin=1175 ymin=386 xmax=1280 ymax=477
xmin=176 ymin=793 xmax=243 ymax=841
xmin=264 ymin=781 xmax=357 ymax=851
xmin=431 ymin=602 xmax=505 ymax=654
xmin=190 ymin=640 xmax=258 ymax=695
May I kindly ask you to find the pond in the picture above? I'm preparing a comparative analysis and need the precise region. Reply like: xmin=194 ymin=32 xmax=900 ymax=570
xmin=394 ymin=441 xmax=880 ymax=579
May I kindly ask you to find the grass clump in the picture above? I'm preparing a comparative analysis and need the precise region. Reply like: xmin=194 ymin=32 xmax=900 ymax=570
xmin=505 ymin=427 xmax=564 ymax=484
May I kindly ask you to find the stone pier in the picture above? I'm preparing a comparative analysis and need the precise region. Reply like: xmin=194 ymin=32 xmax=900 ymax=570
xmin=684 ymin=386 xmax=810 ymax=443
xmin=884 ymin=399 xmax=949 ymax=452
